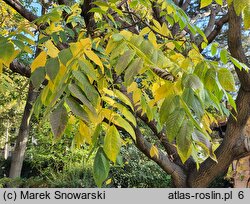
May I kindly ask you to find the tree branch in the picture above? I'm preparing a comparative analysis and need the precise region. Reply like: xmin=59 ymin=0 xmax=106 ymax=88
xmin=228 ymin=6 xmax=250 ymax=91
xmin=81 ymin=0 xmax=96 ymax=35
xmin=188 ymin=7 xmax=250 ymax=187
xmin=151 ymin=1 xmax=167 ymax=25
xmin=136 ymin=110 xmax=183 ymax=166
xmin=134 ymin=126 xmax=187 ymax=187
xmin=10 ymin=60 xmax=31 ymax=78
xmin=3 ymin=0 xmax=38 ymax=22
xmin=204 ymin=5 xmax=217 ymax=37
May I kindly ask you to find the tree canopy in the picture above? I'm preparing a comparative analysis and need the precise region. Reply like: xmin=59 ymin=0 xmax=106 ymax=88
xmin=0 ymin=0 xmax=250 ymax=187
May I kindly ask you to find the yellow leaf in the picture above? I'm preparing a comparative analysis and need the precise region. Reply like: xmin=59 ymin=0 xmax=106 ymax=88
xmin=79 ymin=121 xmax=92 ymax=144
xmin=154 ymin=83 xmax=174 ymax=102
xmin=0 ymin=62 xmax=3 ymax=75
xmin=80 ymin=38 xmax=92 ymax=48
xmin=120 ymin=30 xmax=133 ymax=40
xmin=140 ymin=27 xmax=151 ymax=36
xmin=44 ymin=40 xmax=59 ymax=58
xmin=41 ymin=85 xmax=50 ymax=105
xmin=150 ymin=145 xmax=159 ymax=159
xmin=68 ymin=115 xmax=77 ymax=125
xmin=31 ymin=51 xmax=47 ymax=72
xmin=152 ymin=19 xmax=162 ymax=31
xmin=148 ymin=32 xmax=158 ymax=48
xmin=180 ymin=58 xmax=191 ymax=71
xmin=106 ymin=39 xmax=117 ymax=54
xmin=202 ymin=114 xmax=213 ymax=134
xmin=84 ymin=50 xmax=104 ymax=73
xmin=70 ymin=42 xmax=84 ymax=57
xmin=200 ymin=0 xmax=212 ymax=8
xmin=127 ymin=82 xmax=138 ymax=93
xmin=105 ymin=178 xmax=112 ymax=185
xmin=46 ymin=23 xmax=63 ymax=34
xmin=166 ymin=42 xmax=175 ymax=50
xmin=48 ymin=80 xmax=55 ymax=91
xmin=188 ymin=49 xmax=203 ymax=65
xmin=162 ymin=23 xmax=171 ymax=37
xmin=133 ymin=89 xmax=142 ymax=105
xmin=167 ymin=5 xmax=175 ymax=14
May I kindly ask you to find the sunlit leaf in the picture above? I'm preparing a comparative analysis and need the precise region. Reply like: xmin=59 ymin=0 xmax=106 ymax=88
xmin=217 ymin=68 xmax=236 ymax=91
xmin=103 ymin=125 xmax=122 ymax=163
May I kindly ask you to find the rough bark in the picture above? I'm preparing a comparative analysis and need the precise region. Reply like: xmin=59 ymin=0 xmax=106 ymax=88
xmin=9 ymin=83 xmax=39 ymax=178
xmin=187 ymin=5 xmax=250 ymax=188
xmin=81 ymin=0 xmax=96 ymax=35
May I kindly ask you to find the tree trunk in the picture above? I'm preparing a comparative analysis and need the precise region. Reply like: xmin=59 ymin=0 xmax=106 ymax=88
xmin=9 ymin=83 xmax=39 ymax=178
xmin=4 ymin=119 xmax=9 ymax=160
xmin=186 ymin=5 xmax=250 ymax=187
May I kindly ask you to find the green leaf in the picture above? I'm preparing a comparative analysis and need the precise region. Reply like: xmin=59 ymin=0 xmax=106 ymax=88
xmin=217 ymin=68 xmax=236 ymax=91
xmin=200 ymin=0 xmax=212 ymax=8
xmin=176 ymin=120 xmax=194 ymax=163
xmin=211 ymin=43 xmax=219 ymax=56
xmin=93 ymin=148 xmax=110 ymax=187
xmin=72 ymin=70 xmax=99 ymax=106
xmin=50 ymin=103 xmax=68 ymax=139
xmin=30 ymin=67 xmax=46 ymax=89
xmin=192 ymin=129 xmax=216 ymax=161
xmin=102 ymin=109 xmax=136 ymax=140
xmin=102 ymin=96 xmax=136 ymax=126
xmin=182 ymin=74 xmax=203 ymax=90
xmin=68 ymin=83 xmax=96 ymax=115
xmin=45 ymin=57 xmax=60 ymax=81
xmin=124 ymin=58 xmax=144 ymax=85
xmin=112 ymin=114 xmax=136 ymax=140
xmin=243 ymin=6 xmax=250 ymax=29
xmin=78 ymin=59 xmax=98 ymax=81
xmin=103 ymin=125 xmax=122 ymax=163
xmin=226 ymin=92 xmax=237 ymax=111
xmin=220 ymin=49 xmax=228 ymax=64
xmin=65 ymin=96 xmax=89 ymax=123
xmin=233 ymin=0 xmax=248 ymax=15
xmin=113 ymin=89 xmax=134 ymax=111
xmin=182 ymin=88 xmax=204 ymax=119
xmin=204 ymin=69 xmax=217 ymax=91
xmin=115 ymin=49 xmax=136 ymax=75
xmin=0 ymin=42 xmax=14 ymax=64
xmin=166 ymin=108 xmax=186 ymax=142
xmin=112 ymin=33 xmax=124 ymax=42
xmin=160 ymin=95 xmax=180 ymax=124
xmin=58 ymin=48 xmax=73 ymax=66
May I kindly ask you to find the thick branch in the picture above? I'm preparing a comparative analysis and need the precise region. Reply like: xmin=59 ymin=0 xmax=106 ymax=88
xmin=206 ymin=14 xmax=228 ymax=44
xmin=228 ymin=6 xmax=250 ymax=91
xmin=117 ymin=82 xmax=186 ymax=186
xmin=134 ymin=126 xmax=187 ymax=187
xmin=3 ymin=0 xmax=38 ymax=22
xmin=188 ymin=7 xmax=250 ymax=187
xmin=136 ymin=111 xmax=183 ymax=166
xmin=10 ymin=60 xmax=31 ymax=78
xmin=81 ymin=0 xmax=96 ymax=35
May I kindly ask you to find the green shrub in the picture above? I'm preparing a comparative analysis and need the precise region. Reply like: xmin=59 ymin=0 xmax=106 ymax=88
xmin=109 ymin=146 xmax=172 ymax=188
